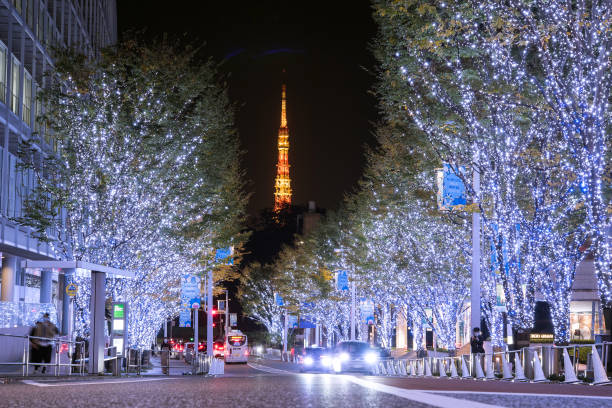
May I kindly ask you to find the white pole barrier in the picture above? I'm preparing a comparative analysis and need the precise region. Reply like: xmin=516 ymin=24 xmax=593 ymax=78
xmin=439 ymin=359 xmax=448 ymax=377
xmin=379 ymin=361 xmax=387 ymax=376
xmin=425 ymin=358 xmax=433 ymax=377
xmin=514 ymin=351 xmax=527 ymax=381
xmin=561 ymin=348 xmax=579 ymax=384
xmin=501 ymin=353 xmax=513 ymax=380
xmin=461 ymin=355 xmax=471 ymax=378
xmin=409 ymin=360 xmax=416 ymax=376
xmin=532 ymin=349 xmax=547 ymax=382
xmin=399 ymin=360 xmax=407 ymax=376
xmin=474 ymin=354 xmax=485 ymax=379
xmin=591 ymin=345 xmax=611 ymax=385
xmin=449 ymin=357 xmax=459 ymax=378
xmin=485 ymin=353 xmax=495 ymax=379
xmin=418 ymin=359 xmax=425 ymax=376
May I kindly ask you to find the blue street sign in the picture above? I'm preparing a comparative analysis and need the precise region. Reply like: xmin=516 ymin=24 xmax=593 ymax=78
xmin=275 ymin=293 xmax=284 ymax=306
xmin=336 ymin=270 xmax=349 ymax=291
xmin=181 ymin=274 xmax=201 ymax=309
xmin=288 ymin=314 xmax=298 ymax=329
xmin=215 ymin=247 xmax=234 ymax=265
xmin=360 ymin=299 xmax=375 ymax=325
xmin=299 ymin=316 xmax=316 ymax=329
xmin=437 ymin=163 xmax=467 ymax=210
xmin=179 ymin=309 xmax=191 ymax=328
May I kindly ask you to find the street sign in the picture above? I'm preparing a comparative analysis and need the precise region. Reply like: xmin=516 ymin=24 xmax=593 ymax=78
xmin=181 ymin=274 xmax=201 ymax=309
xmin=215 ymin=247 xmax=234 ymax=265
xmin=65 ymin=282 xmax=78 ymax=297
xmin=229 ymin=313 xmax=237 ymax=327
xmin=359 ymin=299 xmax=375 ymax=325
xmin=179 ymin=309 xmax=192 ymax=327
xmin=275 ymin=293 xmax=284 ymax=306
xmin=218 ymin=300 xmax=226 ymax=311
xmin=336 ymin=270 xmax=349 ymax=291
xmin=111 ymin=302 xmax=127 ymax=356
xmin=288 ymin=314 xmax=298 ymax=329
xmin=436 ymin=163 xmax=467 ymax=210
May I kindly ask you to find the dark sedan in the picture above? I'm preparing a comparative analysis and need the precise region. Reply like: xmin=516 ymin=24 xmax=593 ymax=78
xmin=330 ymin=341 xmax=379 ymax=374
xmin=298 ymin=347 xmax=331 ymax=372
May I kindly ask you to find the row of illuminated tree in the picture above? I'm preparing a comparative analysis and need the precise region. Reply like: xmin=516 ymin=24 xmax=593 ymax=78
xmin=240 ymin=0 xmax=610 ymax=348
xmin=16 ymin=39 xmax=247 ymax=347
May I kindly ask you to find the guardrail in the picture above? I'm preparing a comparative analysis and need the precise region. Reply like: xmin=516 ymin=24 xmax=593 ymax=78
xmin=0 ymin=333 xmax=85 ymax=376
xmin=370 ymin=342 xmax=611 ymax=385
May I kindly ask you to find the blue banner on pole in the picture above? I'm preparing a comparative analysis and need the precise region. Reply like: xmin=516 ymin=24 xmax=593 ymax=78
xmin=360 ymin=299 xmax=375 ymax=325
xmin=181 ymin=274 xmax=201 ymax=309
xmin=437 ymin=164 xmax=467 ymax=210
xmin=288 ymin=315 xmax=298 ymax=329
xmin=299 ymin=316 xmax=317 ymax=329
xmin=275 ymin=293 xmax=284 ymax=306
xmin=179 ymin=309 xmax=191 ymax=328
xmin=336 ymin=270 xmax=349 ymax=291
xmin=215 ymin=247 xmax=234 ymax=265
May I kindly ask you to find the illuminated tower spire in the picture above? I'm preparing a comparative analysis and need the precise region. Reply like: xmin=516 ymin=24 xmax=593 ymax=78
xmin=274 ymin=84 xmax=292 ymax=211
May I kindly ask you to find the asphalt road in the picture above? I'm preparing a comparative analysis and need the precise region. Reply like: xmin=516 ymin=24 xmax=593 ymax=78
xmin=1 ymin=358 xmax=612 ymax=408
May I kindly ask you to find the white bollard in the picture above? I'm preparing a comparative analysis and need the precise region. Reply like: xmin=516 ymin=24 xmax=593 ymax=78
xmin=514 ymin=353 xmax=527 ymax=381
xmin=461 ymin=355 xmax=471 ymax=378
xmin=399 ymin=360 xmax=407 ymax=376
xmin=474 ymin=354 xmax=485 ymax=379
xmin=379 ymin=361 xmax=388 ymax=376
xmin=450 ymin=358 xmax=459 ymax=378
xmin=591 ymin=345 xmax=611 ymax=385
xmin=409 ymin=360 xmax=416 ymax=376
xmin=425 ymin=359 xmax=433 ymax=377
xmin=386 ymin=360 xmax=396 ymax=376
xmin=418 ymin=360 xmax=425 ymax=376
xmin=439 ymin=359 xmax=448 ymax=377
xmin=501 ymin=354 xmax=513 ymax=380
xmin=485 ymin=354 xmax=495 ymax=379
xmin=561 ymin=348 xmax=579 ymax=384
xmin=218 ymin=359 xmax=225 ymax=375
xmin=532 ymin=350 xmax=548 ymax=382
xmin=372 ymin=361 xmax=380 ymax=375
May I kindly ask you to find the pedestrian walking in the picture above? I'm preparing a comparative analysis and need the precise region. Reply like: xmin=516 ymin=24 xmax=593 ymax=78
xmin=30 ymin=313 xmax=58 ymax=373
xmin=160 ymin=338 xmax=170 ymax=374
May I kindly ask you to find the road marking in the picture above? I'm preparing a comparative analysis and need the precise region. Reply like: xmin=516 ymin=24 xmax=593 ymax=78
xmin=247 ymin=362 xmax=295 ymax=375
xmin=427 ymin=390 xmax=612 ymax=400
xmin=345 ymin=376 xmax=502 ymax=408
xmin=22 ymin=377 xmax=182 ymax=387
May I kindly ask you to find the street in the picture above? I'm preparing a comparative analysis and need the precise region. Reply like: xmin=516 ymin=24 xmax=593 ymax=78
xmin=2 ymin=359 xmax=612 ymax=408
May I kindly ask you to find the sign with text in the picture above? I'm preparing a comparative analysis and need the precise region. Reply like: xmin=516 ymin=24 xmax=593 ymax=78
xmin=215 ymin=247 xmax=234 ymax=265
xmin=179 ymin=309 xmax=192 ymax=328
xmin=360 ymin=299 xmax=375 ymax=325
xmin=275 ymin=293 xmax=284 ymax=306
xmin=436 ymin=163 xmax=467 ymax=211
xmin=229 ymin=313 xmax=237 ymax=327
xmin=336 ymin=270 xmax=349 ymax=291
xmin=181 ymin=274 xmax=201 ymax=309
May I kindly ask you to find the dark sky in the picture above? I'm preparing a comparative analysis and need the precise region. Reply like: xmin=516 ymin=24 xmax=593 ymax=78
xmin=118 ymin=1 xmax=378 ymax=215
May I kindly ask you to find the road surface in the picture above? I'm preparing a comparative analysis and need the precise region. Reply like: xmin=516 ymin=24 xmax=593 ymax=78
xmin=2 ymin=358 xmax=611 ymax=407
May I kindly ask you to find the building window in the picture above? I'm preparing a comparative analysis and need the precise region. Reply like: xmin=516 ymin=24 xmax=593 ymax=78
xmin=23 ymin=71 xmax=31 ymax=127
xmin=11 ymin=56 xmax=20 ymax=115
xmin=0 ymin=43 xmax=7 ymax=104
xmin=25 ymin=0 xmax=34 ymax=29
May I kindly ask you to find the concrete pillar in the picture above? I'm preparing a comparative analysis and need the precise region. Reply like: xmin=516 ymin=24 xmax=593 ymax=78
xmin=1 ymin=255 xmax=17 ymax=302
xmin=89 ymin=270 xmax=106 ymax=374
xmin=40 ymin=270 xmax=53 ymax=303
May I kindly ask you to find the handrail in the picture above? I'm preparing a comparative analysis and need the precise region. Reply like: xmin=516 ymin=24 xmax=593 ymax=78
xmin=0 ymin=333 xmax=85 ymax=376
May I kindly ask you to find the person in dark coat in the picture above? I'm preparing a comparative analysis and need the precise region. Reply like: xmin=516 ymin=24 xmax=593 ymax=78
xmin=30 ymin=313 xmax=58 ymax=373
xmin=470 ymin=327 xmax=485 ymax=354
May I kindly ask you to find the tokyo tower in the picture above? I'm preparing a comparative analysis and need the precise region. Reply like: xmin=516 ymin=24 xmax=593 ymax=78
xmin=274 ymin=84 xmax=292 ymax=212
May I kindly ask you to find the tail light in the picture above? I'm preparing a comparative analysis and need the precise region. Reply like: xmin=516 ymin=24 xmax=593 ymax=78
xmin=244 ymin=350 xmax=249 ymax=356
xmin=198 ymin=344 xmax=204 ymax=351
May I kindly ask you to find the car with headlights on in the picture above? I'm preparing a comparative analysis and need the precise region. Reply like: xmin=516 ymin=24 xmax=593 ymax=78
xmin=298 ymin=347 xmax=330 ymax=372
xmin=330 ymin=341 xmax=379 ymax=374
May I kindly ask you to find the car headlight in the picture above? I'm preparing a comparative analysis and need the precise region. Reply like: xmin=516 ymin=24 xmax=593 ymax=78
xmin=364 ymin=352 xmax=378 ymax=364
xmin=340 ymin=352 xmax=350 ymax=362
xmin=304 ymin=356 xmax=314 ymax=366
xmin=321 ymin=355 xmax=331 ymax=367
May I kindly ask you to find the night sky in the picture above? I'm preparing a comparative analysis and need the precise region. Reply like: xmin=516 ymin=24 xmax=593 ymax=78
xmin=118 ymin=1 xmax=378 ymax=215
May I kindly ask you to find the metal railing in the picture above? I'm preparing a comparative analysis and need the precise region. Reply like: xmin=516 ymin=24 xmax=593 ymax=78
xmin=0 ymin=333 xmax=85 ymax=376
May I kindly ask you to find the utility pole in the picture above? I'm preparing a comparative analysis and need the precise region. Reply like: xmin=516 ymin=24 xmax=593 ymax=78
xmin=225 ymin=290 xmax=229 ymax=336
xmin=283 ymin=309 xmax=288 ymax=361
xmin=350 ymin=280 xmax=356 ymax=341
xmin=193 ymin=306 xmax=199 ymax=366
xmin=471 ymin=168 xmax=481 ymax=331
xmin=206 ymin=269 xmax=213 ymax=357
